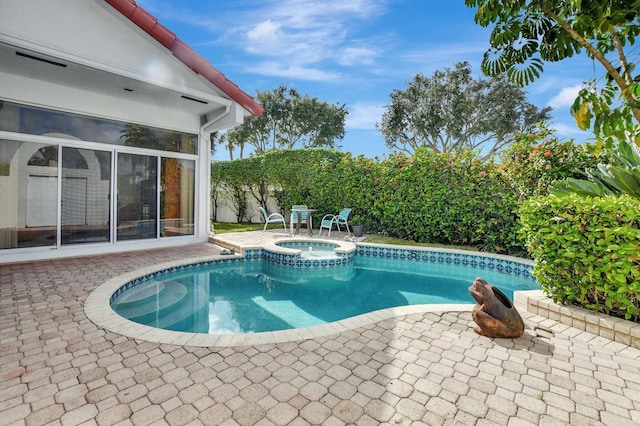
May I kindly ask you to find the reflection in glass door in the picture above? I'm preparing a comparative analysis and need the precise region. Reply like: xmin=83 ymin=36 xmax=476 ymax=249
xmin=161 ymin=158 xmax=195 ymax=237
xmin=0 ymin=141 xmax=58 ymax=249
xmin=117 ymin=153 xmax=157 ymax=241
xmin=61 ymin=147 xmax=111 ymax=244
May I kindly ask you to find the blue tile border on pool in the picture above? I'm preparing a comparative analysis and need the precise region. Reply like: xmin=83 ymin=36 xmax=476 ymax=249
xmin=264 ymin=249 xmax=353 ymax=269
xmin=355 ymin=244 xmax=534 ymax=280
xmin=275 ymin=241 xmax=340 ymax=250
xmin=110 ymin=244 xmax=535 ymax=305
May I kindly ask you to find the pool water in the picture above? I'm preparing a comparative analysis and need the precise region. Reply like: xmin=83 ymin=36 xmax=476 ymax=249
xmin=300 ymin=247 xmax=339 ymax=259
xmin=275 ymin=240 xmax=344 ymax=259
xmin=111 ymin=256 xmax=538 ymax=334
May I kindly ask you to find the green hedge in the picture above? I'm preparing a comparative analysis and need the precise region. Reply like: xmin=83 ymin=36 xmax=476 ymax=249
xmin=212 ymin=148 xmax=525 ymax=254
xmin=369 ymin=149 xmax=522 ymax=253
xmin=520 ymin=194 xmax=640 ymax=321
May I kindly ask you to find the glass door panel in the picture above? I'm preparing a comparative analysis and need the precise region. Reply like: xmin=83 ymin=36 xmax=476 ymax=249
xmin=160 ymin=158 xmax=195 ymax=237
xmin=61 ymin=147 xmax=111 ymax=245
xmin=117 ymin=153 xmax=157 ymax=241
xmin=0 ymin=141 xmax=58 ymax=249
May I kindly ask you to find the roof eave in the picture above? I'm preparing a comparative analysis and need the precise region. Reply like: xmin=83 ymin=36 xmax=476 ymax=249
xmin=103 ymin=0 xmax=262 ymax=117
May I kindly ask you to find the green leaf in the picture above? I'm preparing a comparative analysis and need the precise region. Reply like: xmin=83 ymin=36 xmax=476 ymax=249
xmin=606 ymin=166 xmax=640 ymax=196
xmin=551 ymin=178 xmax=606 ymax=197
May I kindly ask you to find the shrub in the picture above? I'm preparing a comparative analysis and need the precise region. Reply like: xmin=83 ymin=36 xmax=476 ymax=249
xmin=264 ymin=148 xmax=343 ymax=213
xmin=212 ymin=159 xmax=250 ymax=222
xmin=520 ymin=194 xmax=640 ymax=321
xmin=308 ymin=153 xmax=384 ymax=232
xmin=371 ymin=149 xmax=523 ymax=254
xmin=499 ymin=127 xmax=599 ymax=202
xmin=212 ymin=148 xmax=526 ymax=254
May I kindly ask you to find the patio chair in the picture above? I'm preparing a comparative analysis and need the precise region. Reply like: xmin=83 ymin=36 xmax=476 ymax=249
xmin=290 ymin=205 xmax=312 ymax=234
xmin=318 ymin=208 xmax=352 ymax=236
xmin=259 ymin=207 xmax=287 ymax=232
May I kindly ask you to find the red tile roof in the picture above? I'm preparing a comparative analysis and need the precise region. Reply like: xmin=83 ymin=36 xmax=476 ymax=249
xmin=104 ymin=0 xmax=263 ymax=117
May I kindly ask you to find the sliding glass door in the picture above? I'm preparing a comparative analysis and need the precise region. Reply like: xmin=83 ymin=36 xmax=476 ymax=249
xmin=2 ymin=141 xmax=197 ymax=251
xmin=117 ymin=153 xmax=157 ymax=241
xmin=0 ymin=141 xmax=58 ymax=249
xmin=2 ymin=101 xmax=200 ymax=255
xmin=61 ymin=147 xmax=111 ymax=244
xmin=161 ymin=158 xmax=195 ymax=237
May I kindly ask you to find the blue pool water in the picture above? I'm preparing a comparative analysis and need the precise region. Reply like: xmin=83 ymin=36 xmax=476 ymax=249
xmin=111 ymin=254 xmax=538 ymax=334
xmin=275 ymin=241 xmax=342 ymax=259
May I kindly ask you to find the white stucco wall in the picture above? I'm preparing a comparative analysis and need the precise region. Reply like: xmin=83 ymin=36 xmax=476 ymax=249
xmin=0 ymin=0 xmax=253 ymax=262
xmin=1 ymin=73 xmax=201 ymax=134
xmin=0 ymin=0 xmax=221 ymax=99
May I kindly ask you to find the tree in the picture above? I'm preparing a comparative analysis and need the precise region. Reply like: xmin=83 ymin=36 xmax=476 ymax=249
xmin=221 ymin=85 xmax=348 ymax=159
xmin=210 ymin=131 xmax=245 ymax=161
xmin=465 ymin=0 xmax=640 ymax=150
xmin=378 ymin=62 xmax=551 ymax=158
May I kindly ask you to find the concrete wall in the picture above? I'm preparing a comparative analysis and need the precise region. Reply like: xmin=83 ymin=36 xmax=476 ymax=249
xmin=214 ymin=190 xmax=285 ymax=225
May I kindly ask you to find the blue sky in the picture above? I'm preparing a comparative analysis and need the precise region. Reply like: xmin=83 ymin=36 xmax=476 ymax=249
xmin=137 ymin=0 xmax=596 ymax=160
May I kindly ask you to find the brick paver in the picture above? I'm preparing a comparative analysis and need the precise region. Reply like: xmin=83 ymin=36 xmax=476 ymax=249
xmin=1 ymin=242 xmax=639 ymax=425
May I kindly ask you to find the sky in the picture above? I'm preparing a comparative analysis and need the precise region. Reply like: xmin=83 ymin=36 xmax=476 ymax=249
xmin=136 ymin=0 xmax=598 ymax=161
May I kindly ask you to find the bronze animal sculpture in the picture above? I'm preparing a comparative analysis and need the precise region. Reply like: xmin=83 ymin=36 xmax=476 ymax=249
xmin=468 ymin=277 xmax=524 ymax=338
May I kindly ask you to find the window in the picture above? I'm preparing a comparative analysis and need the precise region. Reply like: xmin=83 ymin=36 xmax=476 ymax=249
xmin=0 ymin=100 xmax=198 ymax=154
xmin=1 ymin=101 xmax=199 ymax=252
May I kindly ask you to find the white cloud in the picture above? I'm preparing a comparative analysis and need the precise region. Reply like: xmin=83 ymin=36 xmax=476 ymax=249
xmin=246 ymin=20 xmax=283 ymax=44
xmin=251 ymin=62 xmax=341 ymax=81
xmin=237 ymin=1 xmax=387 ymax=67
xmin=338 ymin=46 xmax=379 ymax=66
xmin=400 ymin=44 xmax=488 ymax=64
xmin=547 ymin=85 xmax=583 ymax=109
xmin=550 ymin=121 xmax=592 ymax=143
xmin=552 ymin=122 xmax=580 ymax=135
xmin=389 ymin=44 xmax=489 ymax=78
xmin=346 ymin=103 xmax=385 ymax=130
xmin=142 ymin=0 xmax=389 ymax=80
xmin=262 ymin=0 xmax=386 ymax=25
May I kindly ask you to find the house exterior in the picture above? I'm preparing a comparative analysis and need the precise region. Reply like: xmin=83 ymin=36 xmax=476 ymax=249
xmin=0 ymin=0 xmax=262 ymax=264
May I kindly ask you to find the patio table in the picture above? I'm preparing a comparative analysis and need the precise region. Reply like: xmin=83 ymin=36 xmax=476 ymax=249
xmin=292 ymin=208 xmax=316 ymax=237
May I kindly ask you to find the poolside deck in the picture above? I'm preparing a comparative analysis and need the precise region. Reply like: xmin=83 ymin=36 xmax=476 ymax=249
xmin=1 ymin=232 xmax=639 ymax=425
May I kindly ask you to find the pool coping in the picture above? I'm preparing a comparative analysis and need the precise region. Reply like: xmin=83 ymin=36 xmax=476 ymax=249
xmin=84 ymin=250 xmax=475 ymax=347
xmin=85 ymin=242 xmax=640 ymax=349
xmin=264 ymin=237 xmax=356 ymax=256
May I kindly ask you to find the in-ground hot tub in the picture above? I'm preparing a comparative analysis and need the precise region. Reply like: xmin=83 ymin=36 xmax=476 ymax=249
xmin=263 ymin=238 xmax=356 ymax=268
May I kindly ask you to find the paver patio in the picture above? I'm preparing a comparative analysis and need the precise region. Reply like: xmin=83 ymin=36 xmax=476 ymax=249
xmin=1 ymin=238 xmax=639 ymax=425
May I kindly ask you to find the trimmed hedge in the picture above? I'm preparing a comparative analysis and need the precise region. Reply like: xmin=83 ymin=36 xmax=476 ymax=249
xmin=367 ymin=149 xmax=522 ymax=253
xmin=520 ymin=194 xmax=640 ymax=321
xmin=212 ymin=148 xmax=525 ymax=254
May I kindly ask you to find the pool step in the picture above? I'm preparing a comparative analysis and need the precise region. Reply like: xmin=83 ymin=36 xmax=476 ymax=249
xmin=113 ymin=281 xmax=188 ymax=321
xmin=113 ymin=280 xmax=209 ymax=333
xmin=149 ymin=285 xmax=209 ymax=332
xmin=114 ymin=281 xmax=166 ymax=307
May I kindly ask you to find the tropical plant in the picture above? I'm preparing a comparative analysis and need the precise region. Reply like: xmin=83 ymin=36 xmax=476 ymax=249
xmin=465 ymin=0 xmax=640 ymax=151
xmin=211 ymin=131 xmax=245 ymax=160
xmin=121 ymin=123 xmax=196 ymax=153
xmin=552 ymin=139 xmax=640 ymax=198
xmin=378 ymin=62 xmax=550 ymax=159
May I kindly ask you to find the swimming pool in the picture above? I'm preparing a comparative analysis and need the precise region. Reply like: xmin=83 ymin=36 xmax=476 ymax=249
xmin=107 ymin=243 xmax=538 ymax=336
